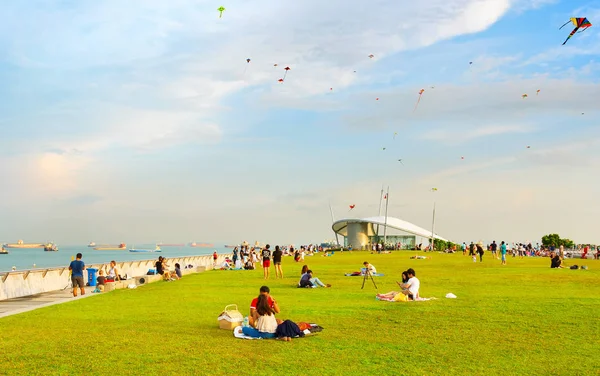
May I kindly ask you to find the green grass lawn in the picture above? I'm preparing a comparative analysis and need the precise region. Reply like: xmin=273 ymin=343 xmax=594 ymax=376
xmin=1 ymin=251 xmax=599 ymax=375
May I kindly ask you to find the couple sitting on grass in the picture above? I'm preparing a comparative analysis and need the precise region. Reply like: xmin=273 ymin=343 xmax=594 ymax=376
xmin=298 ymin=265 xmax=331 ymax=288
xmin=242 ymin=286 xmax=309 ymax=341
xmin=376 ymin=268 xmax=420 ymax=302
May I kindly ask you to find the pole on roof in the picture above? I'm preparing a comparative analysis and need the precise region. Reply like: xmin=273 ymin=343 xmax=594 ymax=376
xmin=375 ymin=185 xmax=384 ymax=243
xmin=329 ymin=201 xmax=341 ymax=247
xmin=383 ymin=186 xmax=390 ymax=246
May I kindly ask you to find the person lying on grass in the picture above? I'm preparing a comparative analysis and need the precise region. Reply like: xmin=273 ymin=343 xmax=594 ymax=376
xmin=298 ymin=270 xmax=331 ymax=288
xmin=249 ymin=286 xmax=280 ymax=328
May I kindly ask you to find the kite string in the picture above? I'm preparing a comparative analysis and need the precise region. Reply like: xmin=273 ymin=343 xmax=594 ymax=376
xmin=559 ymin=20 xmax=571 ymax=30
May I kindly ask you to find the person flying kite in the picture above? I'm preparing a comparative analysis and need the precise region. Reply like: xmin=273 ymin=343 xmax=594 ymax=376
xmin=560 ymin=18 xmax=592 ymax=45
xmin=217 ymin=6 xmax=225 ymax=18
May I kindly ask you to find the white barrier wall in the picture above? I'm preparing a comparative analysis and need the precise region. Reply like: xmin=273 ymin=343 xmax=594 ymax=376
xmin=0 ymin=254 xmax=231 ymax=301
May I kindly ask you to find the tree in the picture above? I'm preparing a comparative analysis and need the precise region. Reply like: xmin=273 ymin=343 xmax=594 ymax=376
xmin=541 ymin=233 xmax=574 ymax=248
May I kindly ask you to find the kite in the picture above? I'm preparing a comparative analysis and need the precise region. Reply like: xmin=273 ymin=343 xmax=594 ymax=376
xmin=368 ymin=54 xmax=374 ymax=59
xmin=349 ymin=204 xmax=356 ymax=211
xmin=461 ymin=156 xmax=465 ymax=160
xmin=560 ymin=18 xmax=592 ymax=45
xmin=431 ymin=188 xmax=438 ymax=192
xmin=217 ymin=6 xmax=225 ymax=18
xmin=274 ymin=64 xmax=278 ymax=67
xmin=278 ymin=78 xmax=284 ymax=83
xmin=243 ymin=58 xmax=251 ymax=76
xmin=522 ymin=94 xmax=528 ymax=99
xmin=397 ymin=159 xmax=404 ymax=165
xmin=382 ymin=147 xmax=386 ymax=150
xmin=283 ymin=66 xmax=291 ymax=80
xmin=526 ymin=146 xmax=531 ymax=149
xmin=246 ymin=58 xmax=251 ymax=63
xmin=413 ymin=89 xmax=425 ymax=112
xmin=376 ymin=97 xmax=379 ymax=100
xmin=536 ymin=89 xmax=540 ymax=95
xmin=393 ymin=132 xmax=398 ymax=139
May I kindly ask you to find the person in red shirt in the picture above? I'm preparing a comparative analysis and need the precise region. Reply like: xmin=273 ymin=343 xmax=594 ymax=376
xmin=212 ymin=251 xmax=218 ymax=267
xmin=249 ymin=286 xmax=280 ymax=327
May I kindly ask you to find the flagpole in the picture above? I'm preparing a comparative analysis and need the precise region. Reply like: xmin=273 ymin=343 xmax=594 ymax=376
xmin=375 ymin=185 xmax=384 ymax=243
xmin=329 ymin=201 xmax=341 ymax=247
xmin=431 ymin=202 xmax=436 ymax=251
xmin=383 ymin=186 xmax=390 ymax=246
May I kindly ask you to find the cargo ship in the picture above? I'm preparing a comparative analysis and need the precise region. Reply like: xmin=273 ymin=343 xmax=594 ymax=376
xmin=4 ymin=240 xmax=45 ymax=249
xmin=189 ymin=242 xmax=214 ymax=248
xmin=88 ymin=242 xmax=96 ymax=247
xmin=129 ymin=246 xmax=162 ymax=253
xmin=94 ymin=243 xmax=127 ymax=250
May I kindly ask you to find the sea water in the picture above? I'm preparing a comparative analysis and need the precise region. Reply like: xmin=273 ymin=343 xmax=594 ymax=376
xmin=0 ymin=244 xmax=230 ymax=272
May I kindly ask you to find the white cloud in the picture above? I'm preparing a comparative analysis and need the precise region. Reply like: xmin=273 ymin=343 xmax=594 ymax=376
xmin=420 ymin=124 xmax=537 ymax=143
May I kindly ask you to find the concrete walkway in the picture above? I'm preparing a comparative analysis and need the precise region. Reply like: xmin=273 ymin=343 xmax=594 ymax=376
xmin=0 ymin=286 xmax=97 ymax=319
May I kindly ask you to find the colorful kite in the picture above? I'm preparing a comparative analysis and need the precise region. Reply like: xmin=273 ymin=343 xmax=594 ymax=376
xmin=349 ymin=204 xmax=356 ymax=211
xmin=218 ymin=6 xmax=225 ymax=18
xmin=376 ymin=97 xmax=379 ymax=100
xmin=431 ymin=188 xmax=438 ymax=192
xmin=278 ymin=78 xmax=284 ymax=83
xmin=413 ymin=89 xmax=425 ymax=112
xmin=536 ymin=89 xmax=541 ymax=95
xmin=560 ymin=18 xmax=592 ymax=45
xmin=368 ymin=54 xmax=374 ymax=59
xmin=522 ymin=94 xmax=528 ymax=99
xmin=283 ymin=66 xmax=291 ymax=80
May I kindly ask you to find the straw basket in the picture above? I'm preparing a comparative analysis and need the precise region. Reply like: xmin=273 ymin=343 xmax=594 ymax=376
xmin=217 ymin=304 xmax=244 ymax=330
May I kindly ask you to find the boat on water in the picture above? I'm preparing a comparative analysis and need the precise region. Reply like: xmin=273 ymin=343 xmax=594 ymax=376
xmin=88 ymin=242 xmax=96 ymax=247
xmin=0 ymin=246 xmax=8 ymax=254
xmin=224 ymin=245 xmax=238 ymax=248
xmin=4 ymin=240 xmax=45 ymax=249
xmin=189 ymin=242 xmax=214 ymax=248
xmin=94 ymin=243 xmax=127 ymax=251
xmin=129 ymin=246 xmax=162 ymax=253
xmin=44 ymin=243 xmax=59 ymax=252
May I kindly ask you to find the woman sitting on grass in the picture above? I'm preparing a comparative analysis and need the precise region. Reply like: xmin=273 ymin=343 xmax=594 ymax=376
xmin=242 ymin=295 xmax=280 ymax=339
xmin=376 ymin=271 xmax=410 ymax=301
xmin=298 ymin=269 xmax=331 ymax=288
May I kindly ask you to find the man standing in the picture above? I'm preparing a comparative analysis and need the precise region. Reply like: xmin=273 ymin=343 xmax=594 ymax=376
xmin=69 ymin=253 xmax=86 ymax=297
xmin=461 ymin=242 xmax=467 ymax=256
xmin=273 ymin=245 xmax=283 ymax=279
xmin=212 ymin=251 xmax=218 ymax=267
xmin=469 ymin=242 xmax=475 ymax=256
xmin=491 ymin=241 xmax=498 ymax=260
xmin=249 ymin=286 xmax=280 ymax=327
xmin=261 ymin=244 xmax=272 ymax=280
xmin=500 ymin=241 xmax=507 ymax=265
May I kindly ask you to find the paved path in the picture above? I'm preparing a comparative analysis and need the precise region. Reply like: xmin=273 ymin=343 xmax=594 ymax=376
xmin=0 ymin=286 xmax=97 ymax=319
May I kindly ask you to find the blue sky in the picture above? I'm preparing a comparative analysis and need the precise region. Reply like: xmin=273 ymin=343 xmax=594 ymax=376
xmin=0 ymin=0 xmax=599 ymax=245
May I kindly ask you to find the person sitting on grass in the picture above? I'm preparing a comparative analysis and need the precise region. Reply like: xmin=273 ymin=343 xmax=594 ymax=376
xmin=242 ymin=294 xmax=280 ymax=339
xmin=173 ymin=263 xmax=182 ymax=279
xmin=298 ymin=270 xmax=331 ymax=288
xmin=361 ymin=261 xmax=377 ymax=275
xmin=550 ymin=252 xmax=563 ymax=268
xmin=400 ymin=268 xmax=420 ymax=300
xmin=249 ymin=286 xmax=280 ymax=328
xmin=376 ymin=271 xmax=409 ymax=301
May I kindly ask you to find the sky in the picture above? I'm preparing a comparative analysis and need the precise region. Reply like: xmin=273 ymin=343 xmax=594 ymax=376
xmin=0 ymin=0 xmax=599 ymax=245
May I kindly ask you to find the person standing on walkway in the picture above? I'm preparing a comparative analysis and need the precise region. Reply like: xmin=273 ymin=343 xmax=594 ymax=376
xmin=261 ymin=244 xmax=272 ymax=280
xmin=273 ymin=245 xmax=283 ymax=279
xmin=69 ymin=253 xmax=86 ymax=297
xmin=490 ymin=241 xmax=498 ymax=259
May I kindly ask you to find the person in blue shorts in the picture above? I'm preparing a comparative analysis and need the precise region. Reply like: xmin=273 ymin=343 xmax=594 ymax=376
xmin=500 ymin=241 xmax=507 ymax=265
xmin=69 ymin=253 xmax=86 ymax=297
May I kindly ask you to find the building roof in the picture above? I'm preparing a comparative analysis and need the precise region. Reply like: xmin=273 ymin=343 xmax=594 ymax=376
xmin=332 ymin=216 xmax=448 ymax=242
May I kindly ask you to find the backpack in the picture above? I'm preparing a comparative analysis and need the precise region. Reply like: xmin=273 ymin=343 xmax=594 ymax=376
xmin=570 ymin=265 xmax=579 ymax=270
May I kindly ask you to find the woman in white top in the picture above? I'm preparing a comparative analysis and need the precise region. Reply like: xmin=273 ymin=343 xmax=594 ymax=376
xmin=242 ymin=295 xmax=279 ymax=338
xmin=107 ymin=260 xmax=120 ymax=281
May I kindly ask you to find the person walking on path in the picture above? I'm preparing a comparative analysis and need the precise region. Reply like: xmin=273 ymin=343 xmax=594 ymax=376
xmin=69 ymin=253 xmax=86 ymax=297
xmin=213 ymin=251 xmax=218 ymax=267
xmin=273 ymin=245 xmax=283 ymax=279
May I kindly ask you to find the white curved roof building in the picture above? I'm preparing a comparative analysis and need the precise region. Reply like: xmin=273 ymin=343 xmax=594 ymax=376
xmin=332 ymin=216 xmax=447 ymax=248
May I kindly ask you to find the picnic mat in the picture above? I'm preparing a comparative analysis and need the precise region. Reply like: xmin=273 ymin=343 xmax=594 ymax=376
xmin=344 ymin=273 xmax=385 ymax=277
